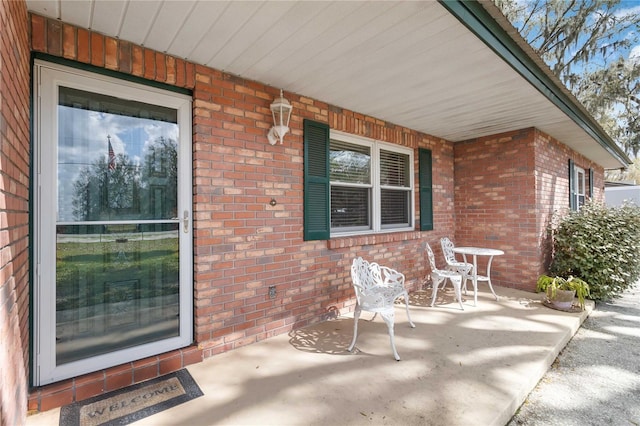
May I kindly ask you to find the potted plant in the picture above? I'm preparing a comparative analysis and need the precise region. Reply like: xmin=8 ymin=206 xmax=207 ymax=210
xmin=536 ymin=274 xmax=590 ymax=311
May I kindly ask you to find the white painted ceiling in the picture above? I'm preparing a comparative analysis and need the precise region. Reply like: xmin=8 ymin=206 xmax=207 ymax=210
xmin=25 ymin=0 xmax=629 ymax=169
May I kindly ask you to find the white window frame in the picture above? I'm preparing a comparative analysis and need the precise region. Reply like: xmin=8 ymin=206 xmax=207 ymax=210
xmin=575 ymin=166 xmax=586 ymax=209
xmin=329 ymin=130 xmax=414 ymax=236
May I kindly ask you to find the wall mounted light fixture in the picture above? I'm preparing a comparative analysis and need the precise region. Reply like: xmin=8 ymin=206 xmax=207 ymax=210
xmin=267 ymin=90 xmax=292 ymax=145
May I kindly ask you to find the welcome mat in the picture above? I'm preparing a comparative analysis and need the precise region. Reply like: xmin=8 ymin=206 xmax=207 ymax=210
xmin=59 ymin=369 xmax=203 ymax=426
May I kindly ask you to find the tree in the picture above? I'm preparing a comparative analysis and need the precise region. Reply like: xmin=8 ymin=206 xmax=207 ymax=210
xmin=139 ymin=136 xmax=178 ymax=219
xmin=496 ymin=0 xmax=640 ymax=157
xmin=73 ymin=153 xmax=140 ymax=221
xmin=72 ymin=137 xmax=178 ymax=221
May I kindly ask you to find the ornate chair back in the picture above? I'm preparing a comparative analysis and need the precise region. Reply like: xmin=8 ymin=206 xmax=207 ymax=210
xmin=425 ymin=242 xmax=465 ymax=310
xmin=348 ymin=257 xmax=415 ymax=360
xmin=441 ymin=237 xmax=458 ymax=265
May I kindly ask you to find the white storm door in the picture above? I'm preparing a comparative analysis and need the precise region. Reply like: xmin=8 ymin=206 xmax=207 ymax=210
xmin=33 ymin=61 xmax=193 ymax=385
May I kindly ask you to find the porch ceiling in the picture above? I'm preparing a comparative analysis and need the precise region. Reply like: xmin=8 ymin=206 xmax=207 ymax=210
xmin=26 ymin=0 xmax=629 ymax=169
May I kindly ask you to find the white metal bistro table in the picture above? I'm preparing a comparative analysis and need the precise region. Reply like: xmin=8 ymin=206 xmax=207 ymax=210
xmin=452 ymin=247 xmax=504 ymax=306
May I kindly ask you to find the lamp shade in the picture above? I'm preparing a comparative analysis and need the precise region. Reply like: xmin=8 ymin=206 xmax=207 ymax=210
xmin=268 ymin=90 xmax=292 ymax=145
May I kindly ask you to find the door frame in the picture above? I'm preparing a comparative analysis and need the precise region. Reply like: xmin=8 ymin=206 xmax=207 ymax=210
xmin=32 ymin=60 xmax=193 ymax=385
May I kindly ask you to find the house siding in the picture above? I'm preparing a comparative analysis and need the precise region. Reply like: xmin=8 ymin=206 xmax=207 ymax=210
xmin=454 ymin=128 xmax=604 ymax=293
xmin=0 ymin=1 xmax=30 ymax=425
xmin=191 ymin=59 xmax=454 ymax=358
xmin=26 ymin=13 xmax=456 ymax=410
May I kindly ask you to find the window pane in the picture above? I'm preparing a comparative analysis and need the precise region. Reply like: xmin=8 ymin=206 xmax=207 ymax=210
xmin=331 ymin=186 xmax=370 ymax=228
xmin=330 ymin=140 xmax=370 ymax=184
xmin=380 ymin=149 xmax=409 ymax=187
xmin=58 ymin=86 xmax=178 ymax=222
xmin=381 ymin=189 xmax=409 ymax=226
xmin=577 ymin=169 xmax=585 ymax=195
xmin=56 ymin=224 xmax=179 ymax=365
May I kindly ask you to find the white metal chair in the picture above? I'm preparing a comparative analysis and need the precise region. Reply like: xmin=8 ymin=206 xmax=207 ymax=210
xmin=426 ymin=243 xmax=465 ymax=310
xmin=348 ymin=257 xmax=415 ymax=361
xmin=440 ymin=237 xmax=473 ymax=293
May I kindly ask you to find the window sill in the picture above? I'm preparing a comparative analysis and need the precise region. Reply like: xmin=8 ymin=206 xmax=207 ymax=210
xmin=327 ymin=230 xmax=424 ymax=249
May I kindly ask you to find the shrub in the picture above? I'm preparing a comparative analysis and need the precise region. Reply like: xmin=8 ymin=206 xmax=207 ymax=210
xmin=549 ymin=200 xmax=640 ymax=301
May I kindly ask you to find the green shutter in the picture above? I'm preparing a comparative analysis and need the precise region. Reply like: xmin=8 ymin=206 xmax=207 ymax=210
xmin=304 ymin=119 xmax=330 ymax=240
xmin=419 ymin=148 xmax=433 ymax=231
xmin=589 ymin=168 xmax=594 ymax=199
xmin=568 ymin=159 xmax=576 ymax=211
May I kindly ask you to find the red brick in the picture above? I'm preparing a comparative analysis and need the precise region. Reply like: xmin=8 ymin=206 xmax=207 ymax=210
xmin=75 ymin=381 xmax=105 ymax=402
xmin=133 ymin=364 xmax=158 ymax=383
xmin=40 ymin=390 xmax=73 ymax=412
xmin=166 ymin=55 xmax=176 ymax=84
xmin=182 ymin=347 xmax=203 ymax=366
xmin=159 ymin=355 xmax=182 ymax=375
xmin=28 ymin=395 xmax=39 ymax=412
xmin=77 ymin=28 xmax=90 ymax=63
xmin=90 ymin=32 xmax=104 ymax=66
xmin=119 ymin=40 xmax=132 ymax=74
xmin=132 ymin=45 xmax=144 ymax=76
xmin=74 ymin=370 xmax=105 ymax=386
xmin=62 ymin=24 xmax=76 ymax=59
xmin=176 ymin=58 xmax=186 ymax=87
xmin=105 ymin=37 xmax=118 ymax=70
xmin=185 ymin=62 xmax=195 ymax=88
xmin=46 ymin=19 xmax=62 ymax=55
xmin=155 ymin=52 xmax=166 ymax=81
xmin=143 ymin=48 xmax=155 ymax=79
xmin=31 ymin=14 xmax=46 ymax=52
xmin=106 ymin=372 xmax=133 ymax=392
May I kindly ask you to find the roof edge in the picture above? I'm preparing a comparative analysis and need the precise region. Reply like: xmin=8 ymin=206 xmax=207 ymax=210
xmin=439 ymin=0 xmax=631 ymax=169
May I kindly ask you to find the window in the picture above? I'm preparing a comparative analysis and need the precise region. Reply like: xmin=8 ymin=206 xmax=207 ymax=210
xmin=575 ymin=166 xmax=586 ymax=208
xmin=329 ymin=131 xmax=413 ymax=234
xmin=303 ymin=120 xmax=425 ymax=241
xmin=569 ymin=159 xmax=587 ymax=211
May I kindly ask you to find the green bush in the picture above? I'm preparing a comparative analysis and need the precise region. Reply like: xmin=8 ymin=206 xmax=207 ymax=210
xmin=549 ymin=201 xmax=640 ymax=301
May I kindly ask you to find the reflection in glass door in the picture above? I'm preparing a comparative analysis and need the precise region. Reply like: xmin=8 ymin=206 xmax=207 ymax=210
xmin=34 ymin=62 xmax=192 ymax=385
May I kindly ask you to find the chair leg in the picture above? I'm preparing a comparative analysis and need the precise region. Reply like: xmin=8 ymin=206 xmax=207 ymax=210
xmin=430 ymin=276 xmax=443 ymax=307
xmin=402 ymin=290 xmax=416 ymax=328
xmin=452 ymin=276 xmax=464 ymax=310
xmin=380 ymin=310 xmax=400 ymax=361
xmin=348 ymin=306 xmax=361 ymax=353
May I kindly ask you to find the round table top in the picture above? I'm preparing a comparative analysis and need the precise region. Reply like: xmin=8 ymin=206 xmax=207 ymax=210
xmin=452 ymin=246 xmax=504 ymax=256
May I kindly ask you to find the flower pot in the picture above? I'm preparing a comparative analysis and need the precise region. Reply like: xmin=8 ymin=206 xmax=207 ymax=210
xmin=547 ymin=289 xmax=576 ymax=309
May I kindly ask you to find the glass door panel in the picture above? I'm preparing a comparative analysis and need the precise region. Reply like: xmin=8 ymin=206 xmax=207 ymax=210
xmin=56 ymin=224 xmax=180 ymax=365
xmin=35 ymin=61 xmax=192 ymax=385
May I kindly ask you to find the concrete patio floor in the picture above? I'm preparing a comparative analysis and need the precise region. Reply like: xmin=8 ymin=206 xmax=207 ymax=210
xmin=27 ymin=286 xmax=592 ymax=426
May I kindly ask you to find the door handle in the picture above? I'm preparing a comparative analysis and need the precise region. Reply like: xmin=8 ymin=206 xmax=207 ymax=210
xmin=183 ymin=210 xmax=190 ymax=233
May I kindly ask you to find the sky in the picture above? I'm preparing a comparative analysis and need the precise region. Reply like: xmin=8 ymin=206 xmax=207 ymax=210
xmin=618 ymin=1 xmax=640 ymax=61
xmin=506 ymin=0 xmax=640 ymax=67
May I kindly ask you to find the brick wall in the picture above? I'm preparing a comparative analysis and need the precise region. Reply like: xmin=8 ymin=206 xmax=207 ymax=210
xmin=190 ymin=65 xmax=454 ymax=357
xmin=29 ymin=13 xmax=455 ymax=408
xmin=454 ymin=128 xmax=604 ymax=292
xmin=533 ymin=129 xmax=604 ymax=273
xmin=454 ymin=128 xmax=537 ymax=290
xmin=1 ymin=1 xmax=31 ymax=425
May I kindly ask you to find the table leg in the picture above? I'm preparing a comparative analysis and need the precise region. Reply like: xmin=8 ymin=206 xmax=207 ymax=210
xmin=486 ymin=255 xmax=499 ymax=301
xmin=472 ymin=254 xmax=478 ymax=306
